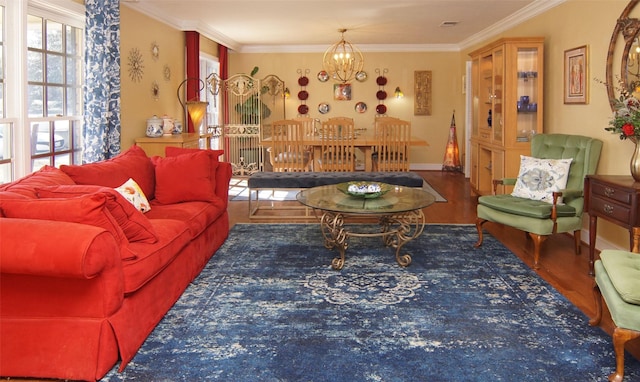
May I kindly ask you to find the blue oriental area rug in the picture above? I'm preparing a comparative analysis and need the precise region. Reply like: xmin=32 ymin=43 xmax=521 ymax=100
xmin=103 ymin=224 xmax=640 ymax=381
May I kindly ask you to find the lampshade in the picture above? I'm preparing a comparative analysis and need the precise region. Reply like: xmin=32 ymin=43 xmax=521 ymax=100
xmin=394 ymin=87 xmax=404 ymax=99
xmin=186 ymin=101 xmax=208 ymax=131
xmin=322 ymin=29 xmax=364 ymax=84
xmin=177 ymin=78 xmax=208 ymax=133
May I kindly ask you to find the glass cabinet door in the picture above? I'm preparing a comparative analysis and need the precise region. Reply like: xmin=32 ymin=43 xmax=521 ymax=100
xmin=492 ymin=48 xmax=504 ymax=144
xmin=515 ymin=47 xmax=540 ymax=142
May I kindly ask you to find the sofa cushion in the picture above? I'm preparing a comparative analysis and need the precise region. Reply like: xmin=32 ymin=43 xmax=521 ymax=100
xmin=36 ymin=185 xmax=158 ymax=244
xmin=60 ymin=145 xmax=156 ymax=200
xmin=0 ymin=194 xmax=136 ymax=259
xmin=477 ymin=194 xmax=577 ymax=219
xmin=151 ymin=151 xmax=215 ymax=204
xmin=511 ymin=155 xmax=573 ymax=204
xmin=145 ymin=199 xmax=225 ymax=238
xmin=115 ymin=178 xmax=151 ymax=213
xmin=600 ymin=250 xmax=640 ymax=305
xmin=122 ymin=218 xmax=192 ymax=293
xmin=165 ymin=147 xmax=222 ymax=192
xmin=0 ymin=166 xmax=75 ymax=198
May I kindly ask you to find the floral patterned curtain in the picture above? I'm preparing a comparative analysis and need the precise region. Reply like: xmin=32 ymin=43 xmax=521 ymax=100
xmin=83 ymin=0 xmax=121 ymax=162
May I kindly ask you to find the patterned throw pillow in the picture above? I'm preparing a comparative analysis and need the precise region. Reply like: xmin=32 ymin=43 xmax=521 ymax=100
xmin=115 ymin=178 xmax=151 ymax=213
xmin=511 ymin=155 xmax=573 ymax=204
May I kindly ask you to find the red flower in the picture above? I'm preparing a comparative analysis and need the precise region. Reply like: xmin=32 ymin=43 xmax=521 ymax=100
xmin=623 ymin=123 xmax=636 ymax=136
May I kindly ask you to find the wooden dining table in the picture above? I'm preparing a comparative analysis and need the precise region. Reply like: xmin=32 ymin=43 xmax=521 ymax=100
xmin=262 ymin=129 xmax=429 ymax=171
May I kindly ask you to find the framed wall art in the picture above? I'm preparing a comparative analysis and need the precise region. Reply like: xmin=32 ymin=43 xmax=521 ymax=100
xmin=564 ymin=45 xmax=588 ymax=104
xmin=333 ymin=83 xmax=352 ymax=101
xmin=414 ymin=70 xmax=432 ymax=115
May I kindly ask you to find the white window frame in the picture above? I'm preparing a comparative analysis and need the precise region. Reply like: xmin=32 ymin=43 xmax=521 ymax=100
xmin=1 ymin=0 xmax=83 ymax=182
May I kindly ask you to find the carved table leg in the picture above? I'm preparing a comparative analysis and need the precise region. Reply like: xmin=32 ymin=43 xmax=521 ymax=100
xmin=319 ymin=211 xmax=348 ymax=270
xmin=380 ymin=209 xmax=426 ymax=267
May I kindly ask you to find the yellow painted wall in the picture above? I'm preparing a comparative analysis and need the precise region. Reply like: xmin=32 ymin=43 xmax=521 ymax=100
xmin=120 ymin=6 xmax=185 ymax=150
xmin=228 ymin=52 xmax=464 ymax=168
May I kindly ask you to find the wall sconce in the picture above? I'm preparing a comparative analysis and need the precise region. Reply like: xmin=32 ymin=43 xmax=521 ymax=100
xmin=177 ymin=78 xmax=209 ymax=134
xmin=394 ymin=87 xmax=404 ymax=99
xmin=284 ymin=87 xmax=291 ymax=99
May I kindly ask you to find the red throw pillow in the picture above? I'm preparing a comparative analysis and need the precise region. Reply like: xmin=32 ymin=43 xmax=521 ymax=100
xmin=165 ymin=147 xmax=221 ymax=191
xmin=152 ymin=150 xmax=215 ymax=204
xmin=60 ymin=145 xmax=156 ymax=199
xmin=36 ymin=185 xmax=158 ymax=244
xmin=0 ymin=194 xmax=132 ymax=257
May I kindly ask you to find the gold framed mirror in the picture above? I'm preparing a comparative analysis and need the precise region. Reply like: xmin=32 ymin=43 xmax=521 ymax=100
xmin=606 ymin=0 xmax=640 ymax=110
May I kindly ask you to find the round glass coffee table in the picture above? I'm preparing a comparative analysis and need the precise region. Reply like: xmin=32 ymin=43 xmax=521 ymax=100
xmin=297 ymin=183 xmax=436 ymax=270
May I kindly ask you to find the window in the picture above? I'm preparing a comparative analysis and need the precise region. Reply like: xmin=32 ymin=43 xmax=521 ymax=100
xmin=27 ymin=13 xmax=83 ymax=171
xmin=0 ymin=1 xmax=83 ymax=184
xmin=200 ymin=55 xmax=221 ymax=149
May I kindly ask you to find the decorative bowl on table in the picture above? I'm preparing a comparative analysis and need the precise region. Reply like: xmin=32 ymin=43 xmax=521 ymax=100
xmin=336 ymin=181 xmax=392 ymax=199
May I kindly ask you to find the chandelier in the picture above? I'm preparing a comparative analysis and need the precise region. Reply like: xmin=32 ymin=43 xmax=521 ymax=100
xmin=323 ymin=29 xmax=364 ymax=83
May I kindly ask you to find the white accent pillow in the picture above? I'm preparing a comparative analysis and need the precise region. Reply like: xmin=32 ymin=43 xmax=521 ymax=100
xmin=115 ymin=178 xmax=151 ymax=213
xmin=511 ymin=155 xmax=573 ymax=204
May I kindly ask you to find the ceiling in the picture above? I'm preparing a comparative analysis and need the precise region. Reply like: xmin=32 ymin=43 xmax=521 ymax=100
xmin=123 ymin=0 xmax=564 ymax=53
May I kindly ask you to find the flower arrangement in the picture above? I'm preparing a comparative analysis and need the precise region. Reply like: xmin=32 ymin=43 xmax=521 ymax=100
xmin=603 ymin=77 xmax=640 ymax=141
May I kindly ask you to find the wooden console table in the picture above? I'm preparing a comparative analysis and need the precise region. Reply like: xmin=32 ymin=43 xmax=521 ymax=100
xmin=584 ymin=175 xmax=640 ymax=274
xmin=134 ymin=133 xmax=212 ymax=157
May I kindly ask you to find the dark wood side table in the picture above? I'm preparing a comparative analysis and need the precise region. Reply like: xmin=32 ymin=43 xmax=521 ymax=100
xmin=584 ymin=175 xmax=640 ymax=274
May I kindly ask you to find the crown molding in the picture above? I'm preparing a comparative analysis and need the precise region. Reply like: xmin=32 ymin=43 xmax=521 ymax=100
xmin=124 ymin=0 xmax=566 ymax=54
xmin=121 ymin=2 xmax=241 ymax=51
xmin=459 ymin=0 xmax=566 ymax=50
xmin=236 ymin=43 xmax=461 ymax=54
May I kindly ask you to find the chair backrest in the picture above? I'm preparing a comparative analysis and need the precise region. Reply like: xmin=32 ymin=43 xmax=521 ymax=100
xmin=531 ymin=133 xmax=603 ymax=212
xmin=293 ymin=117 xmax=317 ymax=137
xmin=269 ymin=119 xmax=310 ymax=172
xmin=319 ymin=119 xmax=355 ymax=172
xmin=374 ymin=119 xmax=411 ymax=171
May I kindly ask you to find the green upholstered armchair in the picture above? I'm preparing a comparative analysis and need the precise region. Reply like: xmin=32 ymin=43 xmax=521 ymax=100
xmin=590 ymin=226 xmax=640 ymax=382
xmin=474 ymin=134 xmax=603 ymax=269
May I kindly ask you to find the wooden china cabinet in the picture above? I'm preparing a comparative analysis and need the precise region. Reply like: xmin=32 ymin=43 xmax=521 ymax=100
xmin=469 ymin=37 xmax=544 ymax=195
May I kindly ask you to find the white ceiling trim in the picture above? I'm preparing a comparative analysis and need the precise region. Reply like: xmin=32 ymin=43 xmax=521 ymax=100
xmin=123 ymin=0 xmax=566 ymax=54
xmin=459 ymin=0 xmax=565 ymax=50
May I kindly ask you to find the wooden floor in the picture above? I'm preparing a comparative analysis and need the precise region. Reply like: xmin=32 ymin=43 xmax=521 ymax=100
xmin=228 ymin=170 xmax=640 ymax=361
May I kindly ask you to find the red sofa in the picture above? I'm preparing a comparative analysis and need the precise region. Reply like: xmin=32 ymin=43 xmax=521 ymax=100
xmin=0 ymin=145 xmax=232 ymax=381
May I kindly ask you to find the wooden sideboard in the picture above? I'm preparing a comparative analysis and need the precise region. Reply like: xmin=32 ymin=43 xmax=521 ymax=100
xmin=584 ymin=174 xmax=640 ymax=274
xmin=134 ymin=133 xmax=212 ymax=157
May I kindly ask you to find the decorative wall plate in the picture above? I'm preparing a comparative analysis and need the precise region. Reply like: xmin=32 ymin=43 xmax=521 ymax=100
xmin=376 ymin=76 xmax=387 ymax=86
xmin=355 ymin=102 xmax=367 ymax=113
xmin=298 ymin=90 xmax=309 ymax=100
xmin=298 ymin=76 xmax=309 ymax=86
xmin=318 ymin=103 xmax=330 ymax=114
xmin=376 ymin=104 xmax=387 ymax=114
xmin=376 ymin=90 xmax=387 ymax=100
xmin=298 ymin=104 xmax=309 ymax=115
xmin=317 ymin=71 xmax=329 ymax=82
xmin=356 ymin=71 xmax=368 ymax=82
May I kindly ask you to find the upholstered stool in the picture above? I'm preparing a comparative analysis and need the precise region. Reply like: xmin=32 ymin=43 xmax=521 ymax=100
xmin=590 ymin=226 xmax=640 ymax=382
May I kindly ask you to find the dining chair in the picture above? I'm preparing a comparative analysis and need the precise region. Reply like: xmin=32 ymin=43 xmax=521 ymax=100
xmin=590 ymin=226 xmax=640 ymax=382
xmin=267 ymin=119 xmax=312 ymax=172
xmin=318 ymin=119 xmax=356 ymax=172
xmin=372 ymin=118 xmax=411 ymax=171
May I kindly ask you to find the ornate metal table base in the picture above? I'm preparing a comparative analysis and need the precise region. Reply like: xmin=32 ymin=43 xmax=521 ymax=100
xmin=318 ymin=209 xmax=426 ymax=270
